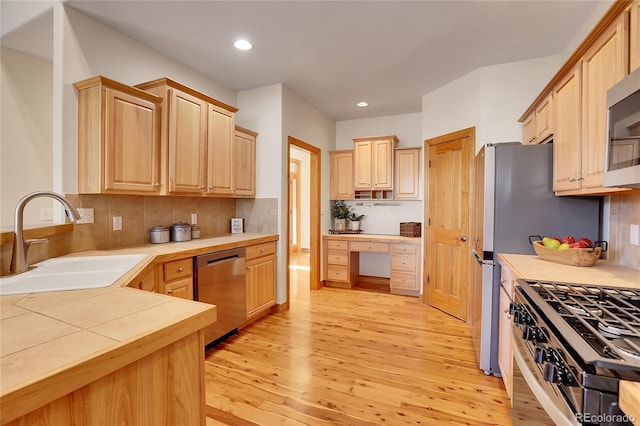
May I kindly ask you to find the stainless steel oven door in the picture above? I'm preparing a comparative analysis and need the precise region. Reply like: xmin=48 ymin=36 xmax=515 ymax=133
xmin=511 ymin=327 xmax=579 ymax=425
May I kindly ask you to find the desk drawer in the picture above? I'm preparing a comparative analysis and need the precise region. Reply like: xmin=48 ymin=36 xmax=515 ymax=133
xmin=327 ymin=250 xmax=348 ymax=266
xmin=391 ymin=254 xmax=417 ymax=272
xmin=390 ymin=272 xmax=418 ymax=291
xmin=327 ymin=265 xmax=350 ymax=282
xmin=246 ymin=241 xmax=277 ymax=260
xmin=350 ymin=241 xmax=388 ymax=253
xmin=390 ymin=243 xmax=417 ymax=255
xmin=327 ymin=240 xmax=349 ymax=251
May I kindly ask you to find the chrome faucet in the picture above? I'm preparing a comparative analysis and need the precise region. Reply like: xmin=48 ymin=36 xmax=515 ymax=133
xmin=10 ymin=191 xmax=81 ymax=275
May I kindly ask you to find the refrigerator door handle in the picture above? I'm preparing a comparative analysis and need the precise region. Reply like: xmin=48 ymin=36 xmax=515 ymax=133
xmin=472 ymin=249 xmax=493 ymax=266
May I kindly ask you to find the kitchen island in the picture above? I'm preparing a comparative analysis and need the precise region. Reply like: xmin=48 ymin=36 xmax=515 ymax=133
xmin=0 ymin=233 xmax=278 ymax=425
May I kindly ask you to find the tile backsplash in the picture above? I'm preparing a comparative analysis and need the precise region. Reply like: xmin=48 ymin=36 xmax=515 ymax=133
xmin=607 ymin=193 xmax=640 ymax=271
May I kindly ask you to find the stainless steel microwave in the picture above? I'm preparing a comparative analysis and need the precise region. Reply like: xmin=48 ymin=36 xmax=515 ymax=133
xmin=604 ymin=67 xmax=640 ymax=188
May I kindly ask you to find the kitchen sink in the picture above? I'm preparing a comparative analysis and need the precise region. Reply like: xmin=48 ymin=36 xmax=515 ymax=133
xmin=0 ymin=254 xmax=148 ymax=295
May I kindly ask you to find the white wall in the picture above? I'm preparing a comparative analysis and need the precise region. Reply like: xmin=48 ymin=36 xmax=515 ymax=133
xmin=423 ymin=55 xmax=561 ymax=152
xmin=1 ymin=47 xmax=53 ymax=228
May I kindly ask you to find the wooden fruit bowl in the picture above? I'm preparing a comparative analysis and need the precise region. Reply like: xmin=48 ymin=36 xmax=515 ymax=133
xmin=532 ymin=241 xmax=602 ymax=267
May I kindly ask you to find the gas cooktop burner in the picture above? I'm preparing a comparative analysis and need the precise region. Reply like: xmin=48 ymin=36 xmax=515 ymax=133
xmin=610 ymin=337 xmax=640 ymax=361
xmin=564 ymin=304 xmax=603 ymax=317
xmin=598 ymin=321 xmax=637 ymax=337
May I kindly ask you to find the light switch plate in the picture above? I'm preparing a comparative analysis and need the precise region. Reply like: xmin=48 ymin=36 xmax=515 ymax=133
xmin=191 ymin=213 xmax=198 ymax=225
xmin=630 ymin=224 xmax=639 ymax=246
xmin=112 ymin=216 xmax=123 ymax=231
xmin=76 ymin=208 xmax=94 ymax=224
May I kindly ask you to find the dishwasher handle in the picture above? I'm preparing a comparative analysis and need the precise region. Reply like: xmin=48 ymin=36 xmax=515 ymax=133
xmin=195 ymin=248 xmax=245 ymax=268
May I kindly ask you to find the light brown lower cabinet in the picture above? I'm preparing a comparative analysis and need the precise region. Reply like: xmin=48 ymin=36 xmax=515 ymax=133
xmin=245 ymin=242 xmax=277 ymax=321
xmin=389 ymin=242 xmax=421 ymax=296
xmin=498 ymin=261 xmax=520 ymax=402
xmin=127 ymin=269 xmax=156 ymax=292
xmin=3 ymin=331 xmax=206 ymax=426
xmin=158 ymin=258 xmax=193 ymax=299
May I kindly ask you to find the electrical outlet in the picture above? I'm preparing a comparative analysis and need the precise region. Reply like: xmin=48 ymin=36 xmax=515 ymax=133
xmin=40 ymin=208 xmax=54 ymax=221
xmin=112 ymin=216 xmax=123 ymax=231
xmin=630 ymin=224 xmax=639 ymax=246
xmin=76 ymin=208 xmax=94 ymax=224
xmin=191 ymin=213 xmax=198 ymax=225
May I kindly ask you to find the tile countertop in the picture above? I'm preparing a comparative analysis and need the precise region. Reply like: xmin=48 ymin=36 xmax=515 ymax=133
xmin=498 ymin=253 xmax=640 ymax=424
xmin=0 ymin=232 xmax=278 ymax=422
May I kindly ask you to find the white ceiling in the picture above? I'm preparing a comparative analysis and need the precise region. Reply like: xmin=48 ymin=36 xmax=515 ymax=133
xmin=2 ymin=0 xmax=605 ymax=121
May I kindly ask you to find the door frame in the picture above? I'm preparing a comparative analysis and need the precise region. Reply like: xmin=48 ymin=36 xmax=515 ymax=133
xmin=287 ymin=137 xmax=321 ymax=307
xmin=423 ymin=127 xmax=476 ymax=322
xmin=289 ymin=158 xmax=302 ymax=253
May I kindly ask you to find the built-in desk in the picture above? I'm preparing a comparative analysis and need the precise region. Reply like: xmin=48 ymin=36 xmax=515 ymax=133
xmin=322 ymin=234 xmax=422 ymax=296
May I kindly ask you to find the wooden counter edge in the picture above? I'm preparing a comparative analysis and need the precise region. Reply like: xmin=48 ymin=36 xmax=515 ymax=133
xmin=0 ymin=297 xmax=216 ymax=424
xmin=620 ymin=381 xmax=640 ymax=425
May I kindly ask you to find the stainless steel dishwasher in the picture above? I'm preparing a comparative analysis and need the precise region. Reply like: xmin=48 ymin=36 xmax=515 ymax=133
xmin=194 ymin=248 xmax=246 ymax=346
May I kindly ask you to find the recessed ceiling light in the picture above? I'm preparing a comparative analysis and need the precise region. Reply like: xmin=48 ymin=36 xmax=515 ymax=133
xmin=357 ymin=101 xmax=369 ymax=107
xmin=234 ymin=39 xmax=252 ymax=51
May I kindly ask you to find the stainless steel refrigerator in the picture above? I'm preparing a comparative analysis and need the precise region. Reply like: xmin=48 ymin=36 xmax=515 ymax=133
xmin=471 ymin=142 xmax=601 ymax=375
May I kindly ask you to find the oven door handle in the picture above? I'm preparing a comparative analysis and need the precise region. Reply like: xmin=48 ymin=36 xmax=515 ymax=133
xmin=472 ymin=249 xmax=493 ymax=266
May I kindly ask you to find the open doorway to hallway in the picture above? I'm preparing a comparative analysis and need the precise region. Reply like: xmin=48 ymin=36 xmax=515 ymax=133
xmin=287 ymin=137 xmax=321 ymax=307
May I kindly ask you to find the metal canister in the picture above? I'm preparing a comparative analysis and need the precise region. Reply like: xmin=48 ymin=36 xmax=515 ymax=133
xmin=149 ymin=226 xmax=170 ymax=244
xmin=170 ymin=222 xmax=192 ymax=242
xmin=191 ymin=225 xmax=201 ymax=239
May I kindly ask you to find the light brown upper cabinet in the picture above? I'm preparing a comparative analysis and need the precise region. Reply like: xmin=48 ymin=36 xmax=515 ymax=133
xmin=207 ymin=105 xmax=235 ymax=195
xmin=521 ymin=2 xmax=634 ymax=196
xmin=75 ymin=76 xmax=162 ymax=195
xmin=631 ymin=0 xmax=640 ymax=72
xmin=329 ymin=150 xmax=354 ymax=200
xmin=353 ymin=135 xmax=398 ymax=199
xmin=135 ymin=78 xmax=238 ymax=197
xmin=522 ymin=93 xmax=553 ymax=145
xmin=233 ymin=126 xmax=257 ymax=198
xmin=394 ymin=147 xmax=422 ymax=200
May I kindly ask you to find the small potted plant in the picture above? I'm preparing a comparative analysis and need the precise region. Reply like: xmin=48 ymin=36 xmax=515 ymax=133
xmin=332 ymin=200 xmax=351 ymax=231
xmin=348 ymin=211 xmax=365 ymax=231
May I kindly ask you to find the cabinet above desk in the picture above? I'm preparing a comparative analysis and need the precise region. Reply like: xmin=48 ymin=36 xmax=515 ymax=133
xmin=322 ymin=234 xmax=422 ymax=296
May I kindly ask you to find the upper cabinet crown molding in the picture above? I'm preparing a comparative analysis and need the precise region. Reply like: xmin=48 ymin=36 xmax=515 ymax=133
xmin=74 ymin=76 xmax=163 ymax=195
xmin=135 ymin=77 xmax=238 ymax=113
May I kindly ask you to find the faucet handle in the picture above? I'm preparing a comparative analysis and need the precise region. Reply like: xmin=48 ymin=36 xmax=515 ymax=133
xmin=25 ymin=238 xmax=49 ymax=247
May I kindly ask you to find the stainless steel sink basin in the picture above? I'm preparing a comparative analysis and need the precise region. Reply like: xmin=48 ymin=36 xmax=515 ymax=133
xmin=0 ymin=254 xmax=147 ymax=295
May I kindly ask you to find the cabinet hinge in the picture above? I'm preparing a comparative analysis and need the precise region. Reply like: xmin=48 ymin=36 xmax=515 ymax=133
xmin=428 ymin=160 xmax=431 ymax=168
xmin=427 ymin=275 xmax=430 ymax=284
xmin=428 ymin=218 xmax=431 ymax=226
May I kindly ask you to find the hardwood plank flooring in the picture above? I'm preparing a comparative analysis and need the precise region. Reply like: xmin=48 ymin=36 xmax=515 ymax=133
xmin=204 ymin=253 xmax=511 ymax=425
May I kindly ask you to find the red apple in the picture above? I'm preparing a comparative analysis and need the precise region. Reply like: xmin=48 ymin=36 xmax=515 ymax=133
xmin=578 ymin=237 xmax=593 ymax=248
xmin=570 ymin=241 xmax=590 ymax=248
xmin=561 ymin=235 xmax=576 ymax=244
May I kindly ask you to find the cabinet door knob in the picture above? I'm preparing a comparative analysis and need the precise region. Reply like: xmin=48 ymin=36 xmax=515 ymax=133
xmin=199 ymin=185 xmax=205 ymax=189
xmin=154 ymin=182 xmax=160 ymax=187
xmin=167 ymin=289 xmax=174 ymax=294
xmin=178 ymin=267 xmax=183 ymax=272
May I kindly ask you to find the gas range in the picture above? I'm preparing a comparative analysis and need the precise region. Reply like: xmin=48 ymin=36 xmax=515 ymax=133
xmin=512 ymin=279 xmax=640 ymax=425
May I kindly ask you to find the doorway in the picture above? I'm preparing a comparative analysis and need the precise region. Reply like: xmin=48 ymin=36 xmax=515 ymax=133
xmin=424 ymin=127 xmax=475 ymax=322
xmin=287 ymin=137 xmax=321 ymax=309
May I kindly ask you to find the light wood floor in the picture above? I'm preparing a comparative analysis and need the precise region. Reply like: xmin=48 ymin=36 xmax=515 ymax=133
xmin=204 ymin=252 xmax=512 ymax=425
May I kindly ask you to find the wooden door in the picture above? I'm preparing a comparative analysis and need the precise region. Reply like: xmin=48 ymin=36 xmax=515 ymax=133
xmin=372 ymin=138 xmax=394 ymax=189
xmin=329 ymin=150 xmax=354 ymax=199
xmin=581 ymin=15 xmax=626 ymax=190
xmin=207 ymin=105 xmax=235 ymax=195
xmin=168 ymin=89 xmax=207 ymax=194
xmin=631 ymin=0 xmax=640 ymax=73
xmin=289 ymin=159 xmax=301 ymax=253
xmin=426 ymin=129 xmax=474 ymax=321
xmin=553 ymin=65 xmax=582 ymax=192
xmin=233 ymin=127 xmax=257 ymax=197
xmin=353 ymin=140 xmax=372 ymax=189
xmin=104 ymin=88 xmax=161 ymax=193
